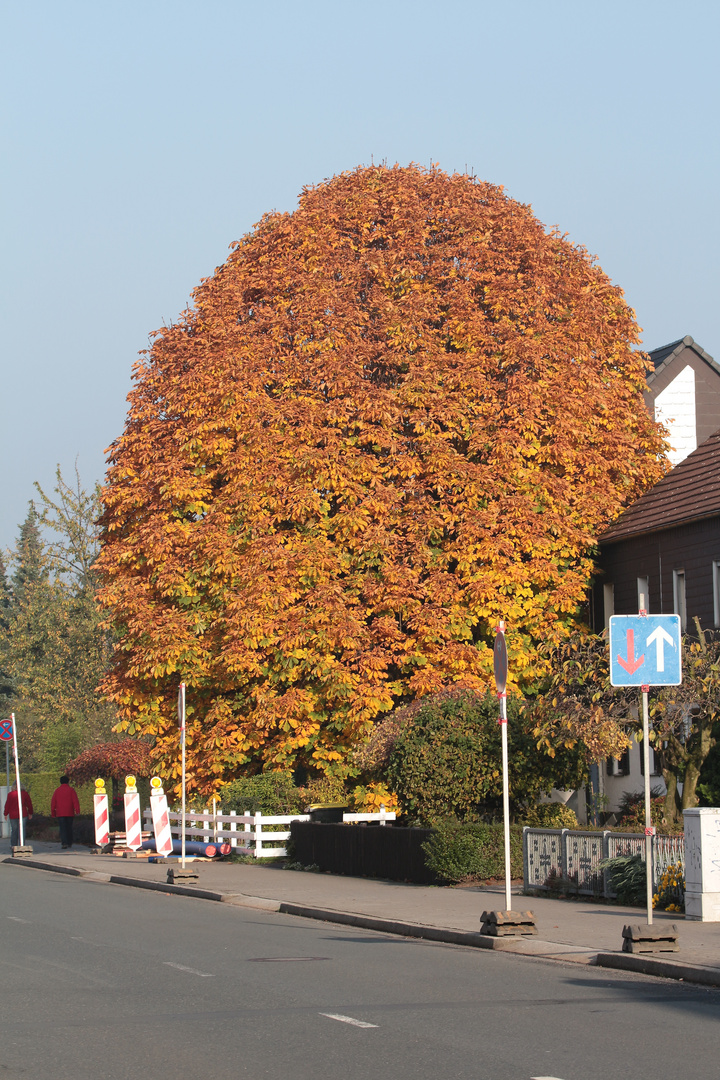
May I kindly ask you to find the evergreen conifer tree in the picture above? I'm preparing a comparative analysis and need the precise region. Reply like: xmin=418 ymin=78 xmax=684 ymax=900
xmin=0 ymin=479 xmax=118 ymax=770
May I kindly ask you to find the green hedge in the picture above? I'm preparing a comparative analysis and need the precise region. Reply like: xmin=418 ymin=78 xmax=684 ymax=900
xmin=18 ymin=773 xmax=92 ymax=815
xmin=422 ymin=819 xmax=524 ymax=883
xmin=17 ymin=774 xmax=150 ymax=815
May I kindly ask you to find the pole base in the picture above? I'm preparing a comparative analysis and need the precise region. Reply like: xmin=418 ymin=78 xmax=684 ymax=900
xmin=11 ymin=845 xmax=34 ymax=858
xmin=480 ymin=910 xmax=537 ymax=936
xmin=622 ymin=923 xmax=679 ymax=953
xmin=167 ymin=867 xmax=199 ymax=884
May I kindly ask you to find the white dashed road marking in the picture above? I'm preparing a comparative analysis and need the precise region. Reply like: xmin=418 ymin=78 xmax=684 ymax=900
xmin=7 ymin=916 xmax=29 ymax=923
xmin=163 ymin=962 xmax=214 ymax=977
xmin=319 ymin=1013 xmax=378 ymax=1029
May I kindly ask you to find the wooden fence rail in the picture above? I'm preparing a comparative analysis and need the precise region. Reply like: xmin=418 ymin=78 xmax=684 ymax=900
xmin=142 ymin=807 xmax=396 ymax=858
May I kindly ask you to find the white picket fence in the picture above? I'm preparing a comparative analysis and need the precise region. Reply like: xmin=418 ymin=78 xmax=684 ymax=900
xmin=142 ymin=806 xmax=396 ymax=858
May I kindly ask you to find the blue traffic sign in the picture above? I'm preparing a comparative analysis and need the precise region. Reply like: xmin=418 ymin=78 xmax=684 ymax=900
xmin=0 ymin=719 xmax=12 ymax=741
xmin=609 ymin=614 xmax=682 ymax=687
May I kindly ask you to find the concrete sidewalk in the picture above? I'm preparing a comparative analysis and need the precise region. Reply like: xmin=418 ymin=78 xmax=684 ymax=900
xmin=4 ymin=836 xmax=720 ymax=987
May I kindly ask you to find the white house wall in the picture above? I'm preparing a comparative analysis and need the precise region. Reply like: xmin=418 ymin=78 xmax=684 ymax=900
xmin=602 ymin=733 xmax=667 ymax=816
xmin=654 ymin=364 xmax=697 ymax=465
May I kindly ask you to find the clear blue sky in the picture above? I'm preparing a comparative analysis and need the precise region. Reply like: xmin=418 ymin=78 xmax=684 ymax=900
xmin=2 ymin=0 xmax=718 ymax=552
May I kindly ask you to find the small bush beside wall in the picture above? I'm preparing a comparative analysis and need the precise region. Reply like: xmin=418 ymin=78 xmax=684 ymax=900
xmin=220 ymin=773 xmax=305 ymax=815
xmin=520 ymin=804 xmax=578 ymax=829
xmin=422 ymin=819 xmax=524 ymax=883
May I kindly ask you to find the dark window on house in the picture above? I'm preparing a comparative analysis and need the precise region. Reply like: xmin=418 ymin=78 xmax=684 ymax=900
xmin=603 ymin=583 xmax=614 ymax=629
xmin=713 ymin=561 xmax=720 ymax=628
xmin=673 ymin=570 xmax=686 ymax=631
xmin=606 ymin=748 xmax=630 ymax=777
xmin=637 ymin=576 xmax=649 ymax=612
xmin=639 ymin=743 xmax=659 ymax=776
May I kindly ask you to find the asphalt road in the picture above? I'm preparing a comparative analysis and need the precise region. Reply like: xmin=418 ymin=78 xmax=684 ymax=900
xmin=2 ymin=863 xmax=719 ymax=1080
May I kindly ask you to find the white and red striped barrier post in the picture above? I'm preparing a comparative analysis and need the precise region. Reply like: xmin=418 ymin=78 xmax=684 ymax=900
xmin=93 ymin=778 xmax=109 ymax=846
xmin=149 ymin=776 xmax=173 ymax=857
xmin=124 ymin=774 xmax=142 ymax=851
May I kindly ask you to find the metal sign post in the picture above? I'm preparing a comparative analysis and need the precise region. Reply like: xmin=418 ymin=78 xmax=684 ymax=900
xmin=178 ymin=683 xmax=186 ymax=870
xmin=11 ymin=713 xmax=24 ymax=847
xmin=1 ymin=720 xmax=13 ymax=796
xmin=609 ymin=602 xmax=682 ymax=926
xmin=494 ymin=621 xmax=512 ymax=912
xmin=1 ymin=721 xmax=13 ymax=840
xmin=641 ymin=684 xmax=653 ymax=922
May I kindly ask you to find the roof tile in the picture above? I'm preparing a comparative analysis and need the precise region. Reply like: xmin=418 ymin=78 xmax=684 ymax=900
xmin=600 ymin=429 xmax=720 ymax=543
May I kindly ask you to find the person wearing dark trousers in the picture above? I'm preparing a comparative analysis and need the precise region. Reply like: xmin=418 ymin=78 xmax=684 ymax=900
xmin=50 ymin=775 xmax=81 ymax=848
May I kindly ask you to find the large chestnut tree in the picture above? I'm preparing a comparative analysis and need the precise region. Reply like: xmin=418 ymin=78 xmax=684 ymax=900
xmin=97 ymin=165 xmax=665 ymax=794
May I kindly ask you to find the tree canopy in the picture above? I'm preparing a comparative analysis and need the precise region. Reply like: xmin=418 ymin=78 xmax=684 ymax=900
xmin=97 ymin=163 xmax=666 ymax=795
xmin=1 ymin=472 xmax=118 ymax=770
xmin=64 ymin=738 xmax=152 ymax=786
xmin=530 ymin=623 xmax=720 ymax=824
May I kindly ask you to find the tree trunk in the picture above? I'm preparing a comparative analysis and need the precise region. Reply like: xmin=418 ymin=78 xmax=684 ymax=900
xmin=682 ymin=760 xmax=701 ymax=810
xmin=662 ymin=767 xmax=681 ymax=824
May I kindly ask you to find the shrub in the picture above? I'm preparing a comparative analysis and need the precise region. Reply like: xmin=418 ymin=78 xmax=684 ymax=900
xmin=220 ymin=772 xmax=304 ymax=815
xmin=520 ymin=803 xmax=579 ymax=829
xmin=653 ymin=862 xmax=685 ymax=913
xmin=349 ymin=782 xmax=400 ymax=814
xmin=598 ymin=854 xmax=646 ymax=905
xmin=422 ymin=818 xmax=524 ymax=883
xmin=299 ymin=774 xmax=347 ymax=807
xmin=386 ymin=689 xmax=583 ymax=826
xmin=352 ymin=700 xmax=424 ymax=772
xmin=616 ymin=791 xmax=673 ymax=832
xmin=26 ymin=814 xmax=96 ymax=846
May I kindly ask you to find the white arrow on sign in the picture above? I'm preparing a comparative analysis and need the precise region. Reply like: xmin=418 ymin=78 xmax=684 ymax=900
xmin=647 ymin=626 xmax=675 ymax=672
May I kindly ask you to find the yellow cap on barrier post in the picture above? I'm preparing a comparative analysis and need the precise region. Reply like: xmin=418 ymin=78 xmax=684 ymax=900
xmin=95 ymin=778 xmax=106 ymax=792
xmin=125 ymin=774 xmax=137 ymax=793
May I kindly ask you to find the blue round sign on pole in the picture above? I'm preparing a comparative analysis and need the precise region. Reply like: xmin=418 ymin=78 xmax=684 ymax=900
xmin=0 ymin=719 xmax=13 ymax=741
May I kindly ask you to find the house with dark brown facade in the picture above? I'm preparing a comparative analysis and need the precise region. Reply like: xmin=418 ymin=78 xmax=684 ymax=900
xmin=585 ymin=423 xmax=720 ymax=816
xmin=592 ymin=425 xmax=720 ymax=635
xmin=580 ymin=341 xmax=720 ymax=816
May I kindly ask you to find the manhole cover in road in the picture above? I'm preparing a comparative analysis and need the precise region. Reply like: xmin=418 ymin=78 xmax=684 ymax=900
xmin=248 ymin=956 xmax=331 ymax=963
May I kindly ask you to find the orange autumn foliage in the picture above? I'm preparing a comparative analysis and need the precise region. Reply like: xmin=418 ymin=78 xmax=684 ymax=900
xmin=97 ymin=164 xmax=666 ymax=796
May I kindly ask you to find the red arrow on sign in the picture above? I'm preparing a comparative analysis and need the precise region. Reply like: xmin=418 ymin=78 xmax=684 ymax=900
xmin=617 ymin=628 xmax=645 ymax=674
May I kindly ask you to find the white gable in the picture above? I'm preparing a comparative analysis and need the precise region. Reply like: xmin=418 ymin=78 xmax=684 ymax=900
xmin=654 ymin=364 xmax=697 ymax=465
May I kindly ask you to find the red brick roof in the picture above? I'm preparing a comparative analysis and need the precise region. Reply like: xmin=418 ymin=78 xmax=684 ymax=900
xmin=600 ymin=429 xmax=720 ymax=543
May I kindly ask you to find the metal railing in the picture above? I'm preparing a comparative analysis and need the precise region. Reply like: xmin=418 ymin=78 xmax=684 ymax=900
xmin=523 ymin=827 xmax=684 ymax=897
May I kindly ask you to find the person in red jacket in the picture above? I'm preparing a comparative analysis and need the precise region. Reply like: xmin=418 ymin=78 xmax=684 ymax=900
xmin=3 ymin=783 xmax=33 ymax=847
xmin=51 ymin=775 xmax=81 ymax=849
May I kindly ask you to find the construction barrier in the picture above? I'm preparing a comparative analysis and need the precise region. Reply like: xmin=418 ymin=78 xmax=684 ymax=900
xmin=93 ymin=778 xmax=109 ymax=846
xmin=123 ymin=774 xmax=142 ymax=851
xmin=149 ymin=776 xmax=173 ymax=857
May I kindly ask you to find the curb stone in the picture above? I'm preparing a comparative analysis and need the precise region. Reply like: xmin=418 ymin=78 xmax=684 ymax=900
xmin=277 ymin=901 xmax=497 ymax=949
xmin=5 ymin=856 xmax=720 ymax=988
xmin=596 ymin=951 xmax=720 ymax=988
